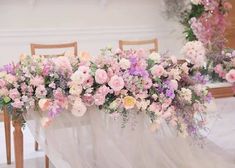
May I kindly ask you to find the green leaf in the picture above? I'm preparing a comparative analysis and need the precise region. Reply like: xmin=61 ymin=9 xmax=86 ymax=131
xmin=3 ymin=96 xmax=11 ymax=104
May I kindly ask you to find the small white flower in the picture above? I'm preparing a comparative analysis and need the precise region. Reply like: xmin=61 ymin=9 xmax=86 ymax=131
xmin=119 ymin=58 xmax=131 ymax=70
xmin=191 ymin=0 xmax=202 ymax=5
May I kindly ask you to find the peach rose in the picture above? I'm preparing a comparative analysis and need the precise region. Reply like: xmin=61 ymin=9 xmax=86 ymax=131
xmin=123 ymin=96 xmax=136 ymax=109
xmin=151 ymin=65 xmax=165 ymax=77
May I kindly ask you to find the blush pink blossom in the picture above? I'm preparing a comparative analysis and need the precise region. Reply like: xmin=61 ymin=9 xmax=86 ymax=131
xmin=9 ymin=88 xmax=20 ymax=99
xmin=151 ymin=65 xmax=165 ymax=77
xmin=12 ymin=99 xmax=24 ymax=108
xmin=95 ymin=69 xmax=108 ymax=84
xmin=108 ymin=75 xmax=125 ymax=92
xmin=94 ymin=93 xmax=106 ymax=106
xmin=97 ymin=85 xmax=111 ymax=96
xmin=226 ymin=69 xmax=235 ymax=83
xmin=30 ymin=76 xmax=44 ymax=87
xmin=82 ymin=94 xmax=94 ymax=106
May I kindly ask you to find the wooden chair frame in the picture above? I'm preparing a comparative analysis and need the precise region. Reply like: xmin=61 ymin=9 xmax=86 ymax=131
xmin=119 ymin=39 xmax=158 ymax=53
xmin=30 ymin=41 xmax=78 ymax=56
xmin=0 ymin=106 xmax=11 ymax=164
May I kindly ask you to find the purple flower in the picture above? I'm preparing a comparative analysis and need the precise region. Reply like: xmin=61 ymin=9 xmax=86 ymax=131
xmin=48 ymin=104 xmax=62 ymax=118
xmin=165 ymin=89 xmax=175 ymax=99
xmin=0 ymin=63 xmax=15 ymax=75
xmin=193 ymin=72 xmax=208 ymax=84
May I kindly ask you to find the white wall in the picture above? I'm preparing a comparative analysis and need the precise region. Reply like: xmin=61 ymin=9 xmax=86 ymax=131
xmin=0 ymin=0 xmax=185 ymax=66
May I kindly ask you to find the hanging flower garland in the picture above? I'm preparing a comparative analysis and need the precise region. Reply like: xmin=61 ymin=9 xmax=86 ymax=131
xmin=181 ymin=0 xmax=235 ymax=83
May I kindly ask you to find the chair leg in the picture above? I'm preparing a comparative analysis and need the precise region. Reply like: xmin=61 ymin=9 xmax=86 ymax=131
xmin=3 ymin=107 xmax=11 ymax=164
xmin=45 ymin=155 xmax=49 ymax=168
xmin=35 ymin=141 xmax=39 ymax=151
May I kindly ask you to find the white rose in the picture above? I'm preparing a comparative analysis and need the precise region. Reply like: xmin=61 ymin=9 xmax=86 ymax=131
xmin=148 ymin=52 xmax=161 ymax=63
xmin=119 ymin=58 xmax=131 ymax=70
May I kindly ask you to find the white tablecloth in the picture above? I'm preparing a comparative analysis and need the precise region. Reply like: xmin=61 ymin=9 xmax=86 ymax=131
xmin=24 ymin=98 xmax=235 ymax=168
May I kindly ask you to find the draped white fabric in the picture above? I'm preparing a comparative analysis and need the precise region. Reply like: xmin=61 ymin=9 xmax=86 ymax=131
xmin=24 ymin=98 xmax=235 ymax=168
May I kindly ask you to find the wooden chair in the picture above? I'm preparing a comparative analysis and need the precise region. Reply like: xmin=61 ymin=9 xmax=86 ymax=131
xmin=119 ymin=39 xmax=158 ymax=53
xmin=0 ymin=106 xmax=11 ymax=164
xmin=30 ymin=41 xmax=78 ymax=168
xmin=31 ymin=41 xmax=78 ymax=56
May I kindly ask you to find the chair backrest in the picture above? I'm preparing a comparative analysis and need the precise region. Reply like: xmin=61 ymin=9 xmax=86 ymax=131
xmin=119 ymin=39 xmax=158 ymax=53
xmin=30 ymin=42 xmax=78 ymax=57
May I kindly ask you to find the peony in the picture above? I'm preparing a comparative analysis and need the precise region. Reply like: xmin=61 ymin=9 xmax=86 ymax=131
xmin=226 ymin=69 xmax=235 ymax=83
xmin=39 ymin=99 xmax=52 ymax=112
xmin=95 ymin=69 xmax=108 ymax=84
xmin=123 ymin=96 xmax=136 ymax=109
xmin=151 ymin=65 xmax=165 ymax=77
xmin=108 ymin=75 xmax=125 ymax=92
xmin=119 ymin=58 xmax=131 ymax=70
xmin=148 ymin=52 xmax=161 ymax=63
xmin=71 ymin=98 xmax=87 ymax=117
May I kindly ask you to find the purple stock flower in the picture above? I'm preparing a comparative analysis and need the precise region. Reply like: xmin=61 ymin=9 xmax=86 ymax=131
xmin=165 ymin=89 xmax=175 ymax=99
xmin=0 ymin=63 xmax=15 ymax=75
xmin=193 ymin=72 xmax=208 ymax=84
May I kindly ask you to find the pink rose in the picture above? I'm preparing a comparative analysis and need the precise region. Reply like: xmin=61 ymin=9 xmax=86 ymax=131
xmin=151 ymin=65 xmax=165 ymax=77
xmin=226 ymin=69 xmax=235 ymax=83
xmin=214 ymin=64 xmax=223 ymax=74
xmin=97 ymin=85 xmax=111 ymax=96
xmin=9 ymin=88 xmax=20 ymax=100
xmin=94 ymin=93 xmax=106 ymax=106
xmin=108 ymin=75 xmax=125 ymax=92
xmin=95 ymin=69 xmax=108 ymax=84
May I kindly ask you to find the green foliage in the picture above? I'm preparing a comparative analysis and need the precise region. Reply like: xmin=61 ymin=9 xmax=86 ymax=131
xmin=181 ymin=4 xmax=205 ymax=42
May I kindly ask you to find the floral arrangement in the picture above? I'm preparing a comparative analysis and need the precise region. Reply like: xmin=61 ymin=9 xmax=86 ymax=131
xmin=0 ymin=47 xmax=211 ymax=138
xmin=181 ymin=0 xmax=235 ymax=84
xmin=67 ymin=48 xmax=211 ymax=137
